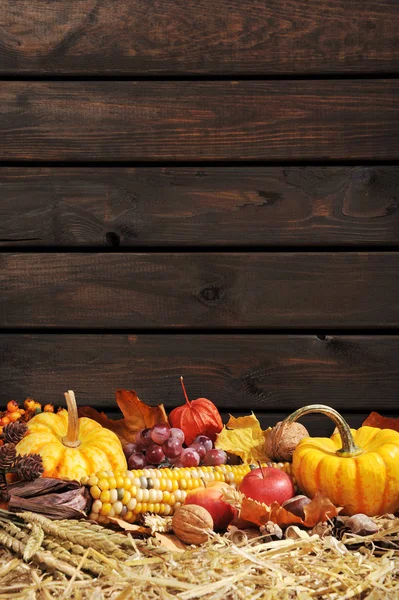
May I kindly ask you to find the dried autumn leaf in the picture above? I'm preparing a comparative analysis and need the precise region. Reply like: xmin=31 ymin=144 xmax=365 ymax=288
xmin=215 ymin=413 xmax=271 ymax=463
xmin=240 ymin=491 xmax=340 ymax=528
xmin=155 ymin=533 xmax=187 ymax=552
xmin=107 ymin=517 xmax=151 ymax=537
xmin=79 ymin=389 xmax=168 ymax=445
xmin=362 ymin=412 xmax=399 ymax=432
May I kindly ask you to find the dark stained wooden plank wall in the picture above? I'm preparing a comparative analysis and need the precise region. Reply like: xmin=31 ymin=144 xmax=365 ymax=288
xmin=1 ymin=167 xmax=399 ymax=247
xmin=0 ymin=0 xmax=398 ymax=74
xmin=1 ymin=334 xmax=398 ymax=411
xmin=1 ymin=81 xmax=399 ymax=161
xmin=0 ymin=0 xmax=398 ymax=425
xmin=1 ymin=253 xmax=399 ymax=328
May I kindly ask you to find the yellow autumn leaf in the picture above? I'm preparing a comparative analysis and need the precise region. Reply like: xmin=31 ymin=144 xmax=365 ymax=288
xmin=215 ymin=413 xmax=272 ymax=463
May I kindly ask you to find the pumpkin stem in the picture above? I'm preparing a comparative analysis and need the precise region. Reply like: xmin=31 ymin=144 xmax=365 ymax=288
xmin=62 ymin=390 xmax=82 ymax=448
xmin=281 ymin=404 xmax=363 ymax=457
xmin=180 ymin=377 xmax=191 ymax=406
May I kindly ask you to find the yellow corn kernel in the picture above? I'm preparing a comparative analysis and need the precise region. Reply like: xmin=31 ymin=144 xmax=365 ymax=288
xmin=115 ymin=475 xmax=125 ymax=488
xmin=122 ymin=490 xmax=131 ymax=505
xmin=88 ymin=475 xmax=99 ymax=487
xmin=100 ymin=490 xmax=110 ymax=503
xmin=148 ymin=503 xmax=155 ymax=513
xmin=134 ymin=502 xmax=142 ymax=514
xmin=141 ymin=503 xmax=148 ymax=513
xmin=162 ymin=491 xmax=170 ymax=504
xmin=98 ymin=478 xmax=109 ymax=491
xmin=100 ymin=503 xmax=112 ymax=516
xmin=90 ymin=485 xmax=101 ymax=500
xmin=124 ymin=477 xmax=132 ymax=490
xmin=108 ymin=477 xmax=117 ymax=489
xmin=95 ymin=471 xmax=108 ymax=480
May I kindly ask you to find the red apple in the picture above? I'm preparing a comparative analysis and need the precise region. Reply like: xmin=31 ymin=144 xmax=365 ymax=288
xmin=239 ymin=467 xmax=295 ymax=505
xmin=184 ymin=482 xmax=236 ymax=530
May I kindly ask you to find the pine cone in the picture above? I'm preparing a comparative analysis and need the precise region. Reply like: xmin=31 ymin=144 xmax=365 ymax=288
xmin=2 ymin=421 xmax=28 ymax=444
xmin=0 ymin=443 xmax=16 ymax=471
xmin=0 ymin=473 xmax=9 ymax=502
xmin=14 ymin=453 xmax=44 ymax=481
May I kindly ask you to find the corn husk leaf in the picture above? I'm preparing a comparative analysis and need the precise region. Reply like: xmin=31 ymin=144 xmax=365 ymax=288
xmin=362 ymin=412 xmax=399 ymax=432
xmin=79 ymin=389 xmax=169 ymax=445
xmin=240 ymin=491 xmax=340 ymax=528
xmin=215 ymin=413 xmax=271 ymax=463
xmin=7 ymin=478 xmax=90 ymax=519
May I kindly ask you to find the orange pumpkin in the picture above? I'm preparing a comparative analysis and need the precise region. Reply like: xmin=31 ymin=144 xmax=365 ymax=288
xmin=169 ymin=378 xmax=223 ymax=445
xmin=16 ymin=391 xmax=127 ymax=481
xmin=282 ymin=404 xmax=399 ymax=516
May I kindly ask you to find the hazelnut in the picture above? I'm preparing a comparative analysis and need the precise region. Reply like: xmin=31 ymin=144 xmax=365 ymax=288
xmin=281 ymin=495 xmax=312 ymax=519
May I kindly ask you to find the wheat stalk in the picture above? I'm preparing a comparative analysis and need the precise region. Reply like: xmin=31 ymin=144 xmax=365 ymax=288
xmin=18 ymin=512 xmax=129 ymax=560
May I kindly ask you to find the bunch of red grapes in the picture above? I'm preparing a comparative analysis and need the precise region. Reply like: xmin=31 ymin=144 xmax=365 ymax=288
xmin=123 ymin=424 xmax=228 ymax=469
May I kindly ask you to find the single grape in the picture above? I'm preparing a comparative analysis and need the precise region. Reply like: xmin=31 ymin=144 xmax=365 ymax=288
xmin=146 ymin=444 xmax=165 ymax=465
xmin=136 ymin=428 xmax=152 ymax=448
xmin=150 ymin=424 xmax=171 ymax=445
xmin=189 ymin=442 xmax=206 ymax=460
xmin=128 ymin=452 xmax=146 ymax=469
xmin=162 ymin=437 xmax=182 ymax=459
xmin=202 ymin=449 xmax=227 ymax=466
xmin=123 ymin=442 xmax=138 ymax=459
xmin=180 ymin=448 xmax=200 ymax=467
xmin=169 ymin=428 xmax=185 ymax=444
xmin=194 ymin=435 xmax=213 ymax=452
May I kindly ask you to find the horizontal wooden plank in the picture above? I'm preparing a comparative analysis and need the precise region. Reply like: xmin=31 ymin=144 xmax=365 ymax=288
xmin=1 ymin=166 xmax=399 ymax=247
xmin=1 ymin=81 xmax=398 ymax=161
xmin=1 ymin=253 xmax=398 ymax=328
xmin=1 ymin=334 xmax=398 ymax=412
xmin=1 ymin=1 xmax=398 ymax=75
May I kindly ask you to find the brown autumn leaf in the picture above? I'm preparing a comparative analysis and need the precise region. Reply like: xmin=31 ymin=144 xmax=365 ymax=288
xmin=78 ymin=389 xmax=169 ymax=445
xmin=240 ymin=491 xmax=340 ymax=528
xmin=362 ymin=412 xmax=399 ymax=432
xmin=107 ymin=517 xmax=151 ymax=536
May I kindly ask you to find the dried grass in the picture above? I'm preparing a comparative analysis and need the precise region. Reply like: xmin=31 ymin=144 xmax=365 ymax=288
xmin=0 ymin=514 xmax=398 ymax=600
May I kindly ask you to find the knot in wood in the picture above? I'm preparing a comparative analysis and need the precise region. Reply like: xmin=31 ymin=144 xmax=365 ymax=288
xmin=197 ymin=284 xmax=224 ymax=306
xmin=351 ymin=167 xmax=374 ymax=187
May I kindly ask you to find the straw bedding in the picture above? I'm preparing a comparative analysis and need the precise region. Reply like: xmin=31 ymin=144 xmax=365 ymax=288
xmin=0 ymin=513 xmax=398 ymax=600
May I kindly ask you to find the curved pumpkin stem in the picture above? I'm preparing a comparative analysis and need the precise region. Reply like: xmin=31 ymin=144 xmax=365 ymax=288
xmin=62 ymin=390 xmax=82 ymax=448
xmin=180 ymin=377 xmax=191 ymax=406
xmin=281 ymin=404 xmax=363 ymax=457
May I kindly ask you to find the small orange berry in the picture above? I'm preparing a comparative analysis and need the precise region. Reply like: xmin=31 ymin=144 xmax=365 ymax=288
xmin=1 ymin=416 xmax=10 ymax=426
xmin=43 ymin=404 xmax=54 ymax=413
xmin=19 ymin=409 xmax=25 ymax=415
xmin=24 ymin=398 xmax=36 ymax=411
xmin=8 ymin=411 xmax=21 ymax=422
xmin=7 ymin=400 xmax=19 ymax=413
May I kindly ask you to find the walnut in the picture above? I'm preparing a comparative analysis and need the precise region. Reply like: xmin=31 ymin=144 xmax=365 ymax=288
xmin=172 ymin=505 xmax=214 ymax=545
xmin=264 ymin=421 xmax=309 ymax=462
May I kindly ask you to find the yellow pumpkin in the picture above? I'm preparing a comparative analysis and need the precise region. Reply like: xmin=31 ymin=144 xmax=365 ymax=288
xmin=281 ymin=404 xmax=399 ymax=516
xmin=16 ymin=390 xmax=127 ymax=481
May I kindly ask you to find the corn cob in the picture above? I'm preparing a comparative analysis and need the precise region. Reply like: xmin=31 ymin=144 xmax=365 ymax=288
xmin=82 ymin=462 xmax=293 ymax=524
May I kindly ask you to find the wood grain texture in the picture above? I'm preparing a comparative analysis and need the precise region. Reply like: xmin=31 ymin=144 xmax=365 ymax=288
xmin=1 ymin=81 xmax=398 ymax=161
xmin=1 ymin=334 xmax=398 ymax=412
xmin=1 ymin=166 xmax=399 ymax=247
xmin=1 ymin=253 xmax=399 ymax=328
xmin=1 ymin=0 xmax=398 ymax=75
